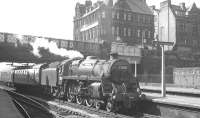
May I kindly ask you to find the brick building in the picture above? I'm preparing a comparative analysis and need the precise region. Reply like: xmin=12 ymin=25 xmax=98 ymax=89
xmin=158 ymin=0 xmax=200 ymax=52
xmin=73 ymin=0 xmax=154 ymax=48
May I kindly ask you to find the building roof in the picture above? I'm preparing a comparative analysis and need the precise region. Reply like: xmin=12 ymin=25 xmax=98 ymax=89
xmin=187 ymin=3 xmax=200 ymax=12
xmin=171 ymin=5 xmax=183 ymax=12
xmin=170 ymin=2 xmax=200 ymax=17
xmin=125 ymin=0 xmax=153 ymax=15
xmin=113 ymin=0 xmax=152 ymax=15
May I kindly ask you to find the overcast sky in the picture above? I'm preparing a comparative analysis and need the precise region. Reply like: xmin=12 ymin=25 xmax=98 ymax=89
xmin=0 ymin=0 xmax=199 ymax=39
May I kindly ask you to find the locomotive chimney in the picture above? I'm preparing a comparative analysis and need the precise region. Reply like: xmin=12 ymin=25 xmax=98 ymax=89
xmin=110 ymin=52 xmax=118 ymax=60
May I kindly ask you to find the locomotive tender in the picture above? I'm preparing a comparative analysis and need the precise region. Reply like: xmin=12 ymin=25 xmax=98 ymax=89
xmin=0 ymin=55 xmax=143 ymax=112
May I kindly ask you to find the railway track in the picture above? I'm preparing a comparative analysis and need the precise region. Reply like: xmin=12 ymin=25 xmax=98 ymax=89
xmin=0 ymin=85 xmax=161 ymax=118
xmin=29 ymin=95 xmax=161 ymax=118
xmin=30 ymin=96 xmax=134 ymax=118
xmin=4 ymin=89 xmax=55 ymax=118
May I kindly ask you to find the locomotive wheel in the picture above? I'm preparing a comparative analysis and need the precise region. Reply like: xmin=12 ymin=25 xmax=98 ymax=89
xmin=67 ymin=94 xmax=75 ymax=102
xmin=106 ymin=100 xmax=114 ymax=112
xmin=76 ymin=96 xmax=84 ymax=105
xmin=85 ymin=98 xmax=93 ymax=107
xmin=95 ymin=101 xmax=101 ymax=110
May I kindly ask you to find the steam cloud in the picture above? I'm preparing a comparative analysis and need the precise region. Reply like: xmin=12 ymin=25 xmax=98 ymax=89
xmin=30 ymin=38 xmax=84 ymax=59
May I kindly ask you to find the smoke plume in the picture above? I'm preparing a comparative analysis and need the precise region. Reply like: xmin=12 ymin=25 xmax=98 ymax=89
xmin=30 ymin=37 xmax=83 ymax=59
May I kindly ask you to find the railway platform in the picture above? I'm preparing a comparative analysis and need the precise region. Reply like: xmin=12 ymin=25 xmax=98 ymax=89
xmin=140 ymin=91 xmax=200 ymax=118
xmin=140 ymin=83 xmax=200 ymax=95
xmin=140 ymin=84 xmax=200 ymax=109
xmin=0 ymin=89 xmax=23 ymax=118
xmin=143 ymin=92 xmax=200 ymax=109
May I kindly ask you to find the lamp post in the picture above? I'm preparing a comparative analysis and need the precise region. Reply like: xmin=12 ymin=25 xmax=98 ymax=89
xmin=153 ymin=41 xmax=173 ymax=97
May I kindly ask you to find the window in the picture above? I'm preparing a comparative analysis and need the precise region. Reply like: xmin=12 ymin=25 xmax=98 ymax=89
xmin=70 ymin=42 xmax=73 ymax=48
xmin=142 ymin=30 xmax=146 ymax=38
xmin=128 ymin=28 xmax=131 ymax=37
xmin=95 ymin=27 xmax=98 ymax=38
xmin=117 ymin=12 xmax=120 ymax=19
xmin=82 ymin=33 xmax=85 ymax=41
xmin=85 ymin=32 xmax=88 ymax=40
xmin=93 ymin=28 xmax=96 ymax=39
xmin=124 ymin=28 xmax=127 ymax=36
xmin=94 ymin=13 xmax=96 ymax=21
xmin=149 ymin=17 xmax=151 ymax=24
xmin=116 ymin=27 xmax=119 ymax=36
xmin=154 ymin=16 xmax=158 ymax=22
xmin=137 ymin=29 xmax=140 ymax=37
xmin=88 ymin=30 xmax=91 ymax=39
xmin=128 ymin=14 xmax=131 ymax=21
xmin=102 ymin=11 xmax=106 ymax=18
xmin=112 ymin=12 xmax=115 ymax=19
xmin=132 ymin=28 xmax=135 ymax=37
xmin=112 ymin=26 xmax=115 ymax=35
xmin=143 ymin=15 xmax=145 ymax=23
xmin=124 ymin=13 xmax=127 ymax=20
xmin=148 ymin=31 xmax=151 ymax=38
xmin=137 ymin=15 xmax=140 ymax=22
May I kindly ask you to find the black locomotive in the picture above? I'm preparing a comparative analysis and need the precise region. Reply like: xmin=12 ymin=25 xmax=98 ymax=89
xmin=0 ymin=55 xmax=143 ymax=112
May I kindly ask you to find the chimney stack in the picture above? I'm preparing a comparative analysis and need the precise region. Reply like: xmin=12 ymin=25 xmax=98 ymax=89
xmin=179 ymin=2 xmax=186 ymax=10
xmin=160 ymin=0 xmax=171 ymax=8
xmin=85 ymin=0 xmax=92 ymax=7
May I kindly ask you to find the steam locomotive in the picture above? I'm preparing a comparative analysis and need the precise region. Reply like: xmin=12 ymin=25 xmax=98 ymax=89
xmin=0 ymin=55 xmax=143 ymax=112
